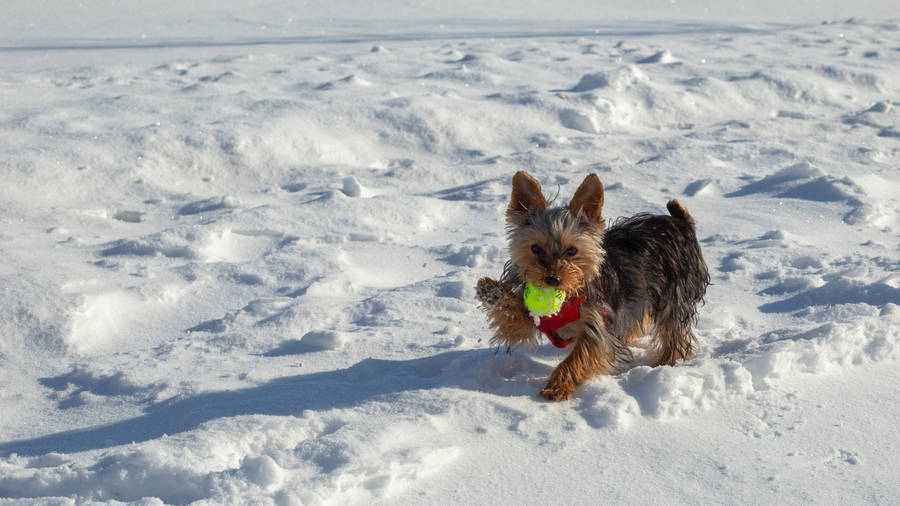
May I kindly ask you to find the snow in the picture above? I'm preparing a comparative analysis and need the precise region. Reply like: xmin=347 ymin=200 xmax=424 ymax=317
xmin=1 ymin=1 xmax=899 ymax=504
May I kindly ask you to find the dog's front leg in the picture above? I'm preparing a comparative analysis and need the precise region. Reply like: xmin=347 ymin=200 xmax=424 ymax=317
xmin=476 ymin=277 xmax=537 ymax=350
xmin=539 ymin=327 xmax=611 ymax=401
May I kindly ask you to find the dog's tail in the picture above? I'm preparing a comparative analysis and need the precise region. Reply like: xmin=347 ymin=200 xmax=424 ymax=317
xmin=666 ymin=199 xmax=695 ymax=226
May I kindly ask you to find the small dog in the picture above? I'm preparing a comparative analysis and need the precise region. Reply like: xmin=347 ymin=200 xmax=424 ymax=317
xmin=477 ymin=171 xmax=709 ymax=401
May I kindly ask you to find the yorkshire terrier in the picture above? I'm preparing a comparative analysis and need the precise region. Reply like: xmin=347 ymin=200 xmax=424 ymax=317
xmin=476 ymin=171 xmax=709 ymax=401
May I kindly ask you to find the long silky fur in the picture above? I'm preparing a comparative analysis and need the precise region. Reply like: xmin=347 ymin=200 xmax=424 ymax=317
xmin=594 ymin=202 xmax=710 ymax=366
xmin=501 ymin=201 xmax=709 ymax=369
xmin=478 ymin=171 xmax=710 ymax=401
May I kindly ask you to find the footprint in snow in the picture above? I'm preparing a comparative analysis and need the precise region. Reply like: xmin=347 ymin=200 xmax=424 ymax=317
xmin=39 ymin=367 xmax=165 ymax=409
xmin=636 ymin=49 xmax=675 ymax=64
xmin=280 ymin=182 xmax=308 ymax=193
xmin=98 ymin=238 xmax=194 ymax=259
xmin=430 ymin=178 xmax=505 ymax=202
xmin=177 ymin=196 xmax=239 ymax=216
xmin=683 ymin=178 xmax=717 ymax=197
xmin=112 ymin=210 xmax=144 ymax=223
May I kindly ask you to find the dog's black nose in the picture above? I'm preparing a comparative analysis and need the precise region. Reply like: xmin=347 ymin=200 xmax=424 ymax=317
xmin=544 ymin=275 xmax=561 ymax=287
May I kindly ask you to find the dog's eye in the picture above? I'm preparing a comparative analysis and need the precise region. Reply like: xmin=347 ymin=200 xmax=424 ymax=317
xmin=531 ymin=244 xmax=543 ymax=255
xmin=565 ymin=246 xmax=578 ymax=256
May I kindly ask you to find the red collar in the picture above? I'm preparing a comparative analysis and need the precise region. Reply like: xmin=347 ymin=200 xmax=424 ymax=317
xmin=529 ymin=292 xmax=588 ymax=348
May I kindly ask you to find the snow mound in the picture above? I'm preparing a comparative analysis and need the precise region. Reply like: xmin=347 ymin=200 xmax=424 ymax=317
xmin=559 ymin=108 xmax=600 ymax=133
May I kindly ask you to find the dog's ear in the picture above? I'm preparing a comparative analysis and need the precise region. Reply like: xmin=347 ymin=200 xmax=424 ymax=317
xmin=507 ymin=171 xmax=547 ymax=220
xmin=569 ymin=174 xmax=605 ymax=227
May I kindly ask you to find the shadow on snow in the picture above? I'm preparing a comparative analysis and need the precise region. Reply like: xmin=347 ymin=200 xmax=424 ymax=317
xmin=0 ymin=348 xmax=551 ymax=457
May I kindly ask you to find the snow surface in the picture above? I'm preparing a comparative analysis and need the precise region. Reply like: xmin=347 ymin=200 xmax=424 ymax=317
xmin=1 ymin=2 xmax=899 ymax=504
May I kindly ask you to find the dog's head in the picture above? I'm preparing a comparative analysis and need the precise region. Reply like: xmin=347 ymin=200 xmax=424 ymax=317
xmin=505 ymin=171 xmax=606 ymax=295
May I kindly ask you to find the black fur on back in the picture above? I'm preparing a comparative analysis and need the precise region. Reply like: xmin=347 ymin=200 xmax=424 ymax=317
xmin=589 ymin=207 xmax=709 ymax=344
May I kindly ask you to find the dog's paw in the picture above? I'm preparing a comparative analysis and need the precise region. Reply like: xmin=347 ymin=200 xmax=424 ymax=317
xmin=539 ymin=381 xmax=575 ymax=402
xmin=475 ymin=277 xmax=506 ymax=308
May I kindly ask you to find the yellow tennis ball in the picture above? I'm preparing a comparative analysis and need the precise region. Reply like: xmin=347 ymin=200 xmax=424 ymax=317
xmin=523 ymin=282 xmax=566 ymax=317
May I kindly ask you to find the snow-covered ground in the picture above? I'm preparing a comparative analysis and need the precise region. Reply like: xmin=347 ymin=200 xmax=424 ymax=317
xmin=1 ymin=2 xmax=899 ymax=504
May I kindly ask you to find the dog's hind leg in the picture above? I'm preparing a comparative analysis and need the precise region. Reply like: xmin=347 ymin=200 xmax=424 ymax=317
xmin=651 ymin=308 xmax=695 ymax=366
